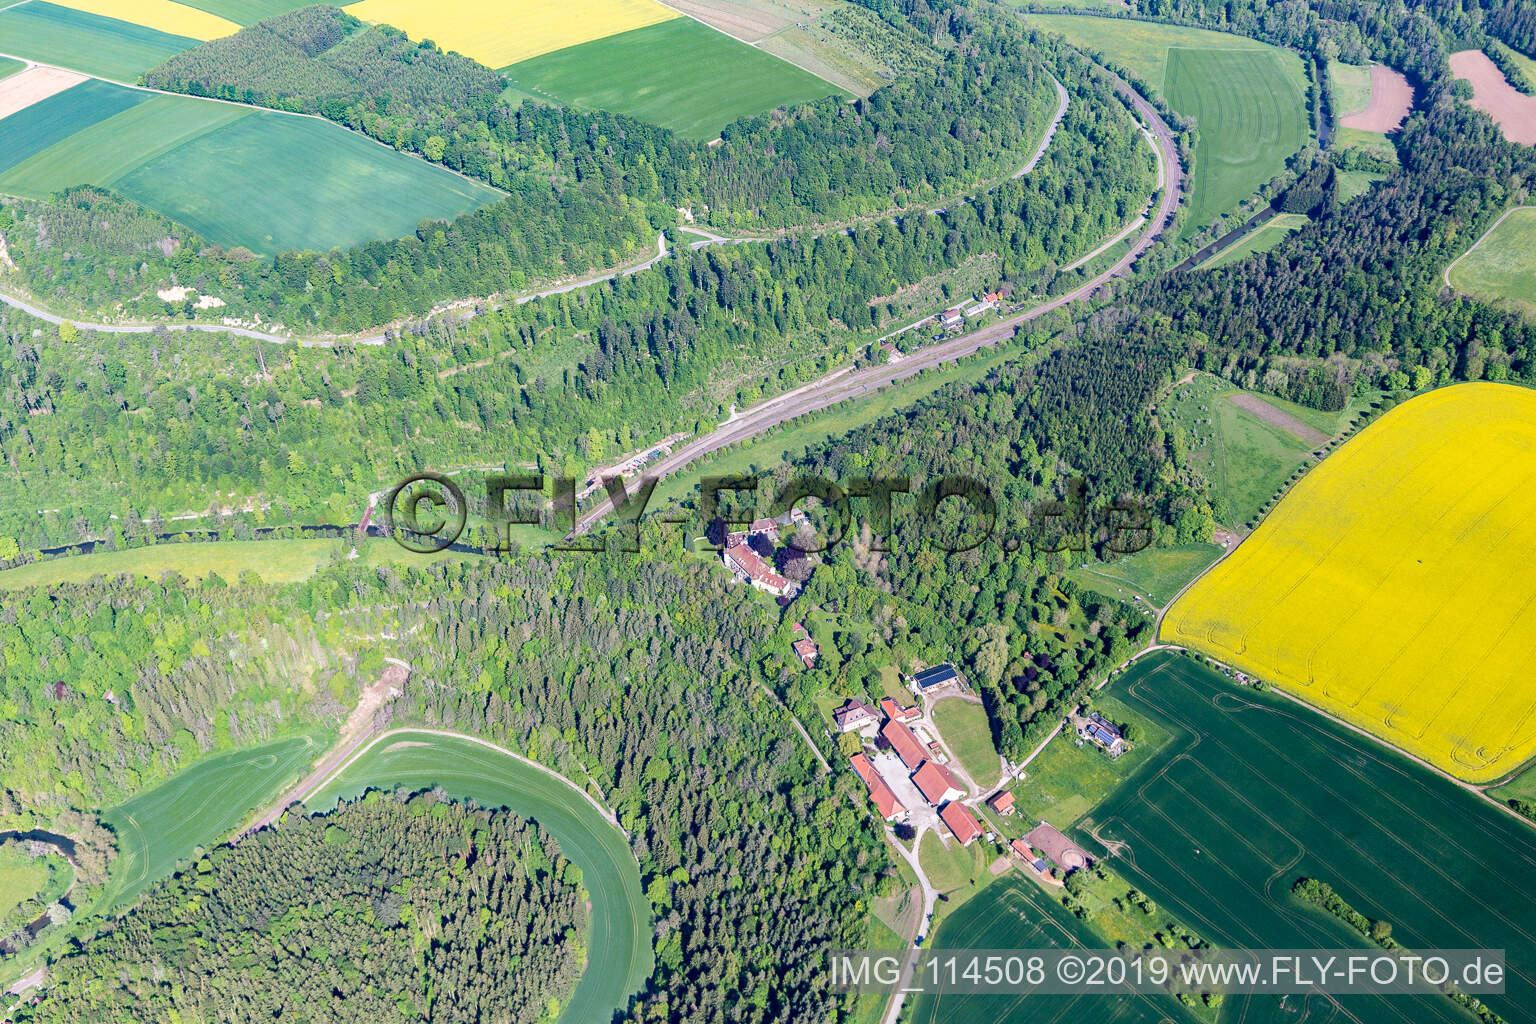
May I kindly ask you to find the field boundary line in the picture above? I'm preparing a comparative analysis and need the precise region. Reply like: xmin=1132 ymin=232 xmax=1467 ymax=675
xmin=300 ymin=726 xmax=626 ymax=833
xmin=0 ymin=51 xmax=506 ymax=199
xmin=647 ymin=3 xmax=837 ymax=92
xmin=1443 ymin=204 xmax=1535 ymax=290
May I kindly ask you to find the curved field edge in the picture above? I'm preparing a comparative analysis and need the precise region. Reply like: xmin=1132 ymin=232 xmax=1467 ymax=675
xmin=305 ymin=729 xmax=653 ymax=1024
xmin=1445 ymin=205 xmax=1536 ymax=318
xmin=1160 ymin=382 xmax=1536 ymax=783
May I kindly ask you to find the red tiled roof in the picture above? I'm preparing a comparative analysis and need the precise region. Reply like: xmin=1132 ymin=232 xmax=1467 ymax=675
xmin=912 ymin=760 xmax=964 ymax=804
xmin=880 ymin=696 xmax=918 ymax=722
xmin=1011 ymin=838 xmax=1032 ymax=859
xmin=987 ymin=790 xmax=1016 ymax=814
xmin=724 ymin=543 xmax=790 ymax=591
xmin=881 ymin=718 xmax=928 ymax=769
xmin=850 ymin=753 xmax=877 ymax=787
xmin=850 ymin=754 xmax=905 ymax=820
xmin=940 ymin=801 xmax=984 ymax=845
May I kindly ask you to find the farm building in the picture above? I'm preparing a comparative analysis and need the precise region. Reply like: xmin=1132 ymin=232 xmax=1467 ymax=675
xmin=940 ymin=801 xmax=984 ymax=845
xmin=722 ymin=543 xmax=795 ymax=597
xmin=880 ymin=718 xmax=929 ymax=770
xmin=941 ymin=307 xmax=964 ymax=330
xmin=850 ymin=753 xmax=906 ymax=821
xmin=1026 ymin=821 xmax=1090 ymax=873
xmin=834 ymin=699 xmax=879 ymax=734
xmin=912 ymin=760 xmax=965 ymax=804
xmin=987 ymin=790 xmax=1016 ymax=816
xmin=1010 ymin=838 xmax=1050 ymax=873
xmin=1079 ymin=711 xmax=1127 ymax=757
xmin=880 ymin=696 xmax=920 ymax=723
xmin=910 ymin=663 xmax=963 ymax=694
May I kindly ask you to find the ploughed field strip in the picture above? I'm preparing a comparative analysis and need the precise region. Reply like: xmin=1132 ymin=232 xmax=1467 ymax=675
xmin=1090 ymin=653 xmax=1536 ymax=1024
xmin=1162 ymin=383 xmax=1536 ymax=782
xmin=0 ymin=75 xmax=503 ymax=252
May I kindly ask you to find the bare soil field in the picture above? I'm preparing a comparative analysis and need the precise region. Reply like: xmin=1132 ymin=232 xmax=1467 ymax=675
xmin=0 ymin=65 xmax=86 ymax=121
xmin=1226 ymin=392 xmax=1329 ymax=444
xmin=1341 ymin=64 xmax=1413 ymax=132
xmin=1451 ymin=49 xmax=1536 ymax=145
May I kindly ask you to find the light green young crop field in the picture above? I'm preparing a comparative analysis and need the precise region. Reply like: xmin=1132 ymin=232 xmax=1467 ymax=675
xmin=1447 ymin=206 xmax=1536 ymax=317
xmin=504 ymin=17 xmax=840 ymax=139
xmin=0 ymin=2 xmax=198 ymax=80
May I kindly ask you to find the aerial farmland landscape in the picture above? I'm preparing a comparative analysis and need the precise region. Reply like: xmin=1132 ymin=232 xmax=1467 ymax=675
xmin=1 ymin=0 xmax=1535 ymax=1020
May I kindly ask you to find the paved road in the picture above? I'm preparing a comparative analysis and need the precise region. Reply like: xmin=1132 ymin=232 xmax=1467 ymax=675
xmin=575 ymin=68 xmax=1183 ymax=535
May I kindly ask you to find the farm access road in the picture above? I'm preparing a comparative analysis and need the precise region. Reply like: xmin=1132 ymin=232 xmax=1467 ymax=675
xmin=574 ymin=66 xmax=1184 ymax=535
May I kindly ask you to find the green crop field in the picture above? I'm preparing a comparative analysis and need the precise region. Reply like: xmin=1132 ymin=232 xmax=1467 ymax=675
xmin=1197 ymin=212 xmax=1309 ymax=270
xmin=503 ymin=17 xmax=840 ymax=140
xmin=109 ymin=109 xmax=503 ymax=252
xmin=100 ymin=732 xmax=328 ymax=910
xmin=1163 ymin=372 xmax=1345 ymax=526
xmin=1447 ymin=206 xmax=1536 ymax=317
xmin=1086 ymin=652 xmax=1536 ymax=1024
xmin=0 ymin=93 xmax=248 ymax=198
xmin=1028 ymin=16 xmax=1309 ymax=233
xmin=178 ymin=0 xmax=317 ymax=25
xmin=0 ymin=79 xmax=146 ymax=176
xmin=307 ymin=731 xmax=652 ymax=1024
xmin=1067 ymin=542 xmax=1224 ymax=607
xmin=0 ymin=56 xmax=23 ymax=81
xmin=930 ymin=697 xmax=1001 ymax=791
xmin=0 ymin=2 xmax=199 ymax=81
xmin=908 ymin=875 xmax=1192 ymax=1023
xmin=1328 ymin=59 xmax=1373 ymax=118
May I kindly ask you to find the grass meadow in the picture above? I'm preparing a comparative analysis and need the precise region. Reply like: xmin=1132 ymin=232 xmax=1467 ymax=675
xmin=1006 ymin=692 xmax=1168 ymax=831
xmin=1028 ymin=15 xmax=1310 ymax=233
xmin=0 ymin=538 xmax=349 ymax=589
xmin=1196 ymin=211 xmax=1309 ymax=269
xmin=504 ymin=18 xmax=841 ymax=140
xmin=1162 ymin=383 xmax=1536 ymax=782
xmin=307 ymin=731 xmax=652 ymax=1024
xmin=1093 ymin=652 xmax=1536 ymax=1023
xmin=1447 ymin=205 xmax=1536 ymax=317
xmin=1162 ymin=371 xmax=1340 ymax=526
xmin=1067 ymin=542 xmax=1223 ymax=607
xmin=100 ymin=732 xmax=329 ymax=910
xmin=0 ymin=2 xmax=199 ymax=80
xmin=0 ymin=846 xmax=49 ymax=922
xmin=930 ymin=697 xmax=1001 ymax=791
xmin=908 ymin=875 xmax=1193 ymax=1024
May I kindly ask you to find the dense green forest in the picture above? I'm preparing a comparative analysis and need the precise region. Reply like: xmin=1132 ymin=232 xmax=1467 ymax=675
xmin=0 ymin=552 xmax=897 ymax=1023
xmin=0 ymin=39 xmax=1154 ymax=554
xmin=2 ymin=5 xmax=1071 ymax=332
xmin=19 ymin=794 xmax=586 ymax=1023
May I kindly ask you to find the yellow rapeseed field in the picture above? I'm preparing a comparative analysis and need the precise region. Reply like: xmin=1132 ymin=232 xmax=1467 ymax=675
xmin=1161 ymin=382 xmax=1536 ymax=784
xmin=54 ymin=0 xmax=240 ymax=40
xmin=343 ymin=0 xmax=680 ymax=69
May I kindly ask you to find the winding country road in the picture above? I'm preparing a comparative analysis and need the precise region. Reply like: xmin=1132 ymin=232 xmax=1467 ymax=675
xmin=575 ymin=67 xmax=1183 ymax=534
